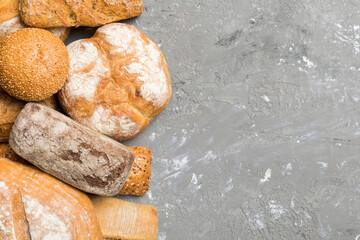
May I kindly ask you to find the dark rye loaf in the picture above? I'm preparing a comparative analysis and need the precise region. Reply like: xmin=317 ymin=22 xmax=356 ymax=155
xmin=9 ymin=103 xmax=135 ymax=196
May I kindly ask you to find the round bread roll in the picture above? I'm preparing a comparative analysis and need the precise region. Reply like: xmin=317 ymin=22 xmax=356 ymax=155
xmin=59 ymin=23 xmax=172 ymax=141
xmin=0 ymin=28 xmax=70 ymax=101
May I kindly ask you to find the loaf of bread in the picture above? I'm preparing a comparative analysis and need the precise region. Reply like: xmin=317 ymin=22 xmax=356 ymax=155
xmin=20 ymin=0 xmax=143 ymax=28
xmin=59 ymin=23 xmax=172 ymax=141
xmin=119 ymin=146 xmax=152 ymax=195
xmin=9 ymin=103 xmax=135 ymax=196
xmin=0 ymin=158 xmax=102 ymax=239
xmin=0 ymin=88 xmax=58 ymax=142
xmin=92 ymin=196 xmax=158 ymax=240
xmin=0 ymin=179 xmax=31 ymax=239
xmin=0 ymin=28 xmax=70 ymax=101
xmin=0 ymin=0 xmax=71 ymax=41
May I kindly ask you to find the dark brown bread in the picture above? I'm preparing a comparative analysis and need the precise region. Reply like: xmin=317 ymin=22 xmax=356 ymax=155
xmin=9 ymin=103 xmax=135 ymax=196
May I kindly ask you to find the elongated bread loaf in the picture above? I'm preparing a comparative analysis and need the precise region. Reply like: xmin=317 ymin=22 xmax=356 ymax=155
xmin=91 ymin=196 xmax=158 ymax=240
xmin=9 ymin=103 xmax=135 ymax=196
xmin=0 ymin=158 xmax=102 ymax=239
xmin=20 ymin=0 xmax=143 ymax=28
xmin=0 ymin=0 xmax=71 ymax=41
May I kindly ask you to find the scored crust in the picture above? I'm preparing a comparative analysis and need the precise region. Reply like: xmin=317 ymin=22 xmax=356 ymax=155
xmin=0 ymin=158 xmax=102 ymax=239
xmin=59 ymin=23 xmax=172 ymax=141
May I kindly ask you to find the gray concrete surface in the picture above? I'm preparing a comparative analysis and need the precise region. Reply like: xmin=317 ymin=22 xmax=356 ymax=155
xmin=67 ymin=0 xmax=360 ymax=239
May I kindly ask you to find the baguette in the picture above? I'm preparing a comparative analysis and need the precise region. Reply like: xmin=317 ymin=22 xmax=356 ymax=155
xmin=9 ymin=103 xmax=135 ymax=196
xmin=20 ymin=0 xmax=143 ymax=28
xmin=91 ymin=196 xmax=158 ymax=240
xmin=0 ymin=158 xmax=102 ymax=239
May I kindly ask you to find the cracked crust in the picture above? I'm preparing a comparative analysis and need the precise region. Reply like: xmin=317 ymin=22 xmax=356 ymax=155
xmin=58 ymin=23 xmax=172 ymax=141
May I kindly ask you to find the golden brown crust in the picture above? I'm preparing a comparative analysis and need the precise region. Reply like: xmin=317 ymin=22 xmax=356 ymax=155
xmin=0 ymin=143 xmax=27 ymax=164
xmin=119 ymin=146 xmax=152 ymax=196
xmin=0 ymin=0 xmax=18 ymax=23
xmin=0 ymin=88 xmax=59 ymax=142
xmin=0 ymin=158 xmax=103 ymax=239
xmin=20 ymin=0 xmax=143 ymax=28
xmin=58 ymin=23 xmax=172 ymax=141
xmin=0 ymin=28 xmax=70 ymax=101
xmin=91 ymin=196 xmax=158 ymax=240
xmin=0 ymin=1 xmax=71 ymax=42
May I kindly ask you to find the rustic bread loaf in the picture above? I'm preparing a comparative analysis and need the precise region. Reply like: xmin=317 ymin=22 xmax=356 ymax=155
xmin=9 ymin=103 xmax=135 ymax=196
xmin=59 ymin=23 xmax=172 ymax=141
xmin=0 ymin=0 xmax=71 ymax=41
xmin=0 ymin=88 xmax=58 ymax=142
xmin=91 ymin=196 xmax=158 ymax=240
xmin=0 ymin=158 xmax=102 ymax=239
xmin=0 ymin=179 xmax=31 ymax=239
xmin=20 ymin=0 xmax=143 ymax=28
xmin=119 ymin=146 xmax=152 ymax=195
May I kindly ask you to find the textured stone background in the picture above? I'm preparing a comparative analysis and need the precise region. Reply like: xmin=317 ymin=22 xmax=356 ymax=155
xmin=67 ymin=0 xmax=360 ymax=239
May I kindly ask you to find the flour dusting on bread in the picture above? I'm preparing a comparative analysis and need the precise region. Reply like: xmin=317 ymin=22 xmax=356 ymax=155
xmin=99 ymin=24 xmax=169 ymax=107
xmin=98 ymin=24 xmax=138 ymax=55
xmin=22 ymin=194 xmax=71 ymax=240
xmin=0 ymin=181 xmax=13 ymax=237
xmin=0 ymin=17 xmax=25 ymax=38
xmin=66 ymin=40 xmax=110 ymax=100
xmin=86 ymin=105 xmax=140 ymax=138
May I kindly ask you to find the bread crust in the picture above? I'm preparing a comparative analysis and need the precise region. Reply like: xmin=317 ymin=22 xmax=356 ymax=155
xmin=0 ymin=28 xmax=70 ymax=101
xmin=0 ymin=88 xmax=58 ymax=142
xmin=119 ymin=146 xmax=152 ymax=195
xmin=9 ymin=103 xmax=135 ymax=196
xmin=59 ymin=23 xmax=172 ymax=141
xmin=0 ymin=179 xmax=31 ymax=240
xmin=91 ymin=196 xmax=158 ymax=240
xmin=0 ymin=1 xmax=71 ymax=41
xmin=0 ymin=158 xmax=102 ymax=239
xmin=0 ymin=0 xmax=18 ymax=24
xmin=20 ymin=0 xmax=143 ymax=28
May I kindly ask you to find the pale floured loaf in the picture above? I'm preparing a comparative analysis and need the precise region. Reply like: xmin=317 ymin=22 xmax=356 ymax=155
xmin=0 ymin=158 xmax=102 ymax=239
xmin=59 ymin=23 xmax=172 ymax=141
xmin=20 ymin=0 xmax=143 ymax=28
